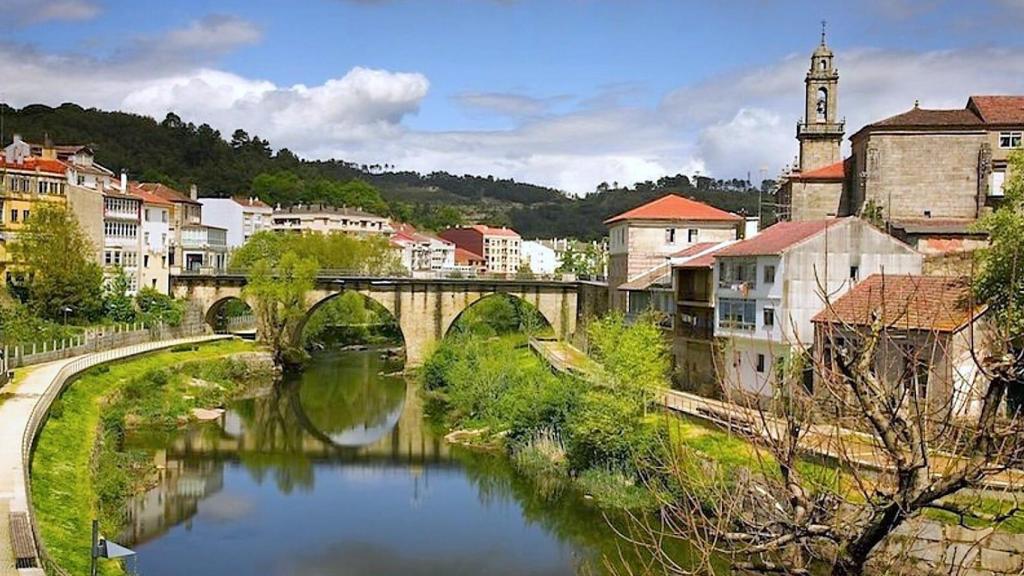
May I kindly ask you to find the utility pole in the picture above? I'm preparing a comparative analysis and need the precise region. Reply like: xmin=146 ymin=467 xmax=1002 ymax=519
xmin=90 ymin=519 xmax=99 ymax=576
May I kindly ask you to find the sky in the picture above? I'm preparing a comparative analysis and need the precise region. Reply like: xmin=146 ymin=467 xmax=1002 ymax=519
xmin=3 ymin=0 xmax=1024 ymax=195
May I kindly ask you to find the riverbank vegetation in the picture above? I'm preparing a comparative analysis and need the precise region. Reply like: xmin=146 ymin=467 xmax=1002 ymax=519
xmin=424 ymin=311 xmax=670 ymax=511
xmin=31 ymin=339 xmax=271 ymax=575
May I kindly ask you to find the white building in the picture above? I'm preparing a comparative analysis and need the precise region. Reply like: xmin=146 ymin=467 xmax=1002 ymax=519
xmin=136 ymin=183 xmax=228 ymax=274
xmin=520 ymin=240 xmax=558 ymax=274
xmin=271 ymin=204 xmax=394 ymax=236
xmin=391 ymin=223 xmax=456 ymax=274
xmin=132 ymin=185 xmax=172 ymax=292
xmin=102 ymin=182 xmax=144 ymax=293
xmin=199 ymin=196 xmax=274 ymax=248
xmin=712 ymin=217 xmax=922 ymax=399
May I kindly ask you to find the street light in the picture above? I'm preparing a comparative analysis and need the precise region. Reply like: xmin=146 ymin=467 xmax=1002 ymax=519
xmin=62 ymin=306 xmax=73 ymax=325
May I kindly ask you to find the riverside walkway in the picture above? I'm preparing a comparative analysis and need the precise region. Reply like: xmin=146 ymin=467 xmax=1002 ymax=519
xmin=0 ymin=334 xmax=229 ymax=575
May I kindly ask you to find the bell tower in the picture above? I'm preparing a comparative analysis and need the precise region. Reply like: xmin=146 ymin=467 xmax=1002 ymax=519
xmin=797 ymin=22 xmax=844 ymax=172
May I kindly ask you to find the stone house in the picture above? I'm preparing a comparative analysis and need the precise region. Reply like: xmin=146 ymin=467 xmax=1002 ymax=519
xmin=812 ymin=274 xmax=989 ymax=419
xmin=713 ymin=217 xmax=922 ymax=399
xmin=606 ymin=194 xmax=746 ymax=312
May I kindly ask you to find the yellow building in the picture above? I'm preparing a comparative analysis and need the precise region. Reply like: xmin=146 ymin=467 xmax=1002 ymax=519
xmin=0 ymin=137 xmax=71 ymax=282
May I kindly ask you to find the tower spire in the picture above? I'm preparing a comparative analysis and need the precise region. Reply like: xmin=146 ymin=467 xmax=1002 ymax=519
xmin=820 ymin=19 xmax=827 ymax=45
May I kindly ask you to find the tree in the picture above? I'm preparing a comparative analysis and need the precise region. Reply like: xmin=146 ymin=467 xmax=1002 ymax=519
xmin=9 ymin=202 xmax=103 ymax=321
xmin=103 ymin=268 xmax=136 ymax=322
xmin=243 ymin=251 xmax=319 ymax=369
xmin=633 ymin=266 xmax=1024 ymax=575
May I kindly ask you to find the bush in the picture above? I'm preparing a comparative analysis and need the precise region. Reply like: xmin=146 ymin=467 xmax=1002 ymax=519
xmin=564 ymin=391 xmax=665 ymax=472
xmin=48 ymin=398 xmax=65 ymax=420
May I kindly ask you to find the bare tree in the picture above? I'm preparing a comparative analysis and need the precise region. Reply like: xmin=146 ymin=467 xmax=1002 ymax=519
xmin=621 ymin=274 xmax=1024 ymax=575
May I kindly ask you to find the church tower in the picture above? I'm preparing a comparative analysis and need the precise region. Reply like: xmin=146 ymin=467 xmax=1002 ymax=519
xmin=797 ymin=24 xmax=844 ymax=172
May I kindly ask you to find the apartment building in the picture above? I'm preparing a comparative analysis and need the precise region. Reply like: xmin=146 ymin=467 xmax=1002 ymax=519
xmin=520 ymin=241 xmax=558 ymax=274
xmin=439 ymin=225 xmax=522 ymax=275
xmin=136 ymin=183 xmax=227 ymax=274
xmin=271 ymin=204 xmax=394 ymax=236
xmin=102 ymin=180 xmax=144 ymax=293
xmin=0 ymin=142 xmax=70 ymax=282
xmin=390 ymin=223 xmax=455 ymax=274
xmin=606 ymin=194 xmax=746 ymax=311
xmin=200 ymin=196 xmax=274 ymax=248
xmin=132 ymin=185 xmax=172 ymax=292
xmin=713 ymin=218 xmax=922 ymax=399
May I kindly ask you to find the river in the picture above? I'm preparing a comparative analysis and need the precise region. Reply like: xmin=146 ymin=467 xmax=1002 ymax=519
xmin=117 ymin=349 xmax=661 ymax=575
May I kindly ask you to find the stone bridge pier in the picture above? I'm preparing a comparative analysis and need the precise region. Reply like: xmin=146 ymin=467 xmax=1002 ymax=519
xmin=171 ymin=275 xmax=607 ymax=366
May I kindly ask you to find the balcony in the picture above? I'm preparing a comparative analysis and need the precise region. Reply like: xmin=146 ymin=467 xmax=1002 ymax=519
xmin=181 ymin=225 xmax=227 ymax=249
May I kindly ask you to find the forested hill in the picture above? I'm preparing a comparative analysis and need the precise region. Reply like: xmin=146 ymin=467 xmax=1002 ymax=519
xmin=0 ymin=103 xmax=771 ymax=240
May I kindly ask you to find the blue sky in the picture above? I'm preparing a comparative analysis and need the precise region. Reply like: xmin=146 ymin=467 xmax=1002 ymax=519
xmin=5 ymin=0 xmax=1024 ymax=193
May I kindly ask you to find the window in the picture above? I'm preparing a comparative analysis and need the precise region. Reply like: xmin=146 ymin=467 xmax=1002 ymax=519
xmin=756 ymin=354 xmax=766 ymax=373
xmin=816 ymin=87 xmax=828 ymax=122
xmin=999 ymin=132 xmax=1022 ymax=149
xmin=719 ymin=298 xmax=756 ymax=330
xmin=763 ymin=307 xmax=775 ymax=328
xmin=763 ymin=265 xmax=776 ymax=284
xmin=10 ymin=210 xmax=17 ymax=223
xmin=849 ymin=265 xmax=860 ymax=281
xmin=21 ymin=210 xmax=29 ymax=222
xmin=991 ymin=170 xmax=1006 ymax=197
xmin=665 ymin=228 xmax=676 ymax=244
xmin=687 ymin=229 xmax=698 ymax=242
xmin=720 ymin=260 xmax=757 ymax=288
xmin=143 ymin=254 xmax=150 ymax=267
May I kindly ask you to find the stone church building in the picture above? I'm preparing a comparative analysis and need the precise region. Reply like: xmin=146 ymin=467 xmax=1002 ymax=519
xmin=777 ymin=33 xmax=1024 ymax=255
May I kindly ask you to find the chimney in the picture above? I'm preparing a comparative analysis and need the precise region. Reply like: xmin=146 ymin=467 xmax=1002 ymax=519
xmin=190 ymin=184 xmax=198 ymax=201
xmin=120 ymin=170 xmax=128 ymax=193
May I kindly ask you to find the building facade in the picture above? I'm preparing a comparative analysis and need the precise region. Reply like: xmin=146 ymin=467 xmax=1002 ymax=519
xmin=390 ymin=223 xmax=456 ymax=274
xmin=200 ymin=196 xmax=274 ymax=248
xmin=713 ymin=218 xmax=922 ymax=399
xmin=136 ymin=183 xmax=227 ymax=274
xmin=606 ymin=194 xmax=744 ymax=311
xmin=812 ymin=274 xmax=988 ymax=418
xmin=520 ymin=240 xmax=558 ymax=274
xmin=438 ymin=225 xmax=522 ymax=275
xmin=132 ymin=185 xmax=172 ymax=292
xmin=102 ymin=182 xmax=144 ymax=293
xmin=271 ymin=204 xmax=394 ymax=236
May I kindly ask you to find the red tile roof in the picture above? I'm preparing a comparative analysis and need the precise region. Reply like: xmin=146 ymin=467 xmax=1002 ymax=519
xmin=968 ymin=96 xmax=1024 ymax=124
xmin=791 ymin=159 xmax=846 ymax=181
xmin=604 ymin=194 xmax=742 ymax=224
xmin=0 ymin=155 xmax=69 ymax=175
xmin=454 ymin=247 xmax=485 ymax=264
xmin=714 ymin=218 xmax=843 ymax=257
xmin=136 ymin=182 xmax=199 ymax=205
xmin=469 ymin=224 xmax=520 ymax=238
xmin=674 ymin=242 xmax=736 ymax=269
xmin=129 ymin=184 xmax=174 ymax=206
xmin=812 ymin=274 xmax=982 ymax=333
xmin=868 ymin=106 xmax=983 ymax=129
xmin=671 ymin=242 xmax=719 ymax=258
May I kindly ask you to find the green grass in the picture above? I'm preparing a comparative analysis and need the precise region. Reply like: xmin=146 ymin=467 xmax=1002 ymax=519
xmin=30 ymin=339 xmax=259 ymax=576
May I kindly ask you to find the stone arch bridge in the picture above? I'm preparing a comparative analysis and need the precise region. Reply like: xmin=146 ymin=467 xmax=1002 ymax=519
xmin=171 ymin=274 xmax=608 ymax=365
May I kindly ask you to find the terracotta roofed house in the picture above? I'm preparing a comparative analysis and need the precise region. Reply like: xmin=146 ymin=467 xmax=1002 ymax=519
xmin=812 ymin=274 xmax=989 ymax=418
xmin=606 ymin=194 xmax=745 ymax=311
xmin=713 ymin=217 xmax=922 ymax=399
xmin=439 ymin=225 xmax=521 ymax=275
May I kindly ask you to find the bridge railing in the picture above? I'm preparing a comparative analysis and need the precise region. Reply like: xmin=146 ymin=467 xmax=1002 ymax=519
xmin=175 ymin=268 xmax=590 ymax=283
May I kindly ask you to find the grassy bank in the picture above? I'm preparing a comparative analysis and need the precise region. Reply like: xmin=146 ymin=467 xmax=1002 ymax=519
xmin=30 ymin=339 xmax=269 ymax=575
xmin=423 ymin=314 xmax=671 ymax=511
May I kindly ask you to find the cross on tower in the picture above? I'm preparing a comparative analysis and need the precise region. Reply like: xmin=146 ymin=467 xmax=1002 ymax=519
xmin=821 ymin=20 xmax=827 ymax=45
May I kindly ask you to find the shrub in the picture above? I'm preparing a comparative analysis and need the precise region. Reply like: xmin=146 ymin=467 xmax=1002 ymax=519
xmin=48 ymin=398 xmax=65 ymax=420
xmin=564 ymin=391 xmax=665 ymax=472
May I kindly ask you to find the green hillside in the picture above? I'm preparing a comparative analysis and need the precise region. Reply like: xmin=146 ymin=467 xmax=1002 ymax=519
xmin=0 ymin=103 xmax=772 ymax=240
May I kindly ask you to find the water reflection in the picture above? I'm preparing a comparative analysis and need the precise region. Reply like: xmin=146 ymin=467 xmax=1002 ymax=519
xmin=118 ymin=349 xmax=655 ymax=576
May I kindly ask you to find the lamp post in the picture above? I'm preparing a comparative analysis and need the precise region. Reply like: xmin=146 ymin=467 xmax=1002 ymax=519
xmin=62 ymin=306 xmax=73 ymax=325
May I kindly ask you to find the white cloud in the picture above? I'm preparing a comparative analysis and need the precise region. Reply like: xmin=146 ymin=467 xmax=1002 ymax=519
xmin=3 ymin=15 xmax=1024 ymax=195
xmin=8 ymin=0 xmax=100 ymax=26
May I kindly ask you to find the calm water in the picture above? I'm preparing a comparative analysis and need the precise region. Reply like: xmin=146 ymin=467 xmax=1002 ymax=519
xmin=119 ymin=349 xmax=654 ymax=576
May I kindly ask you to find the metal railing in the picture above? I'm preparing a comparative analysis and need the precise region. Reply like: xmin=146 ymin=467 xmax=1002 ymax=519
xmin=175 ymin=268 xmax=583 ymax=282
xmin=18 ymin=327 xmax=220 ymax=576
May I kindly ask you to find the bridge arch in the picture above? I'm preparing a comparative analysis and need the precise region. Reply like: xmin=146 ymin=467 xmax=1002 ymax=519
xmin=204 ymin=295 xmax=255 ymax=334
xmin=443 ymin=292 xmax=554 ymax=338
xmin=297 ymin=289 xmax=406 ymax=362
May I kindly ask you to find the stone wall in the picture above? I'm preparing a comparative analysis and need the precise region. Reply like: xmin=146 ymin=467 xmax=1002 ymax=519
xmin=787 ymin=179 xmax=845 ymax=221
xmin=857 ymin=132 xmax=987 ymax=220
xmin=880 ymin=518 xmax=1024 ymax=575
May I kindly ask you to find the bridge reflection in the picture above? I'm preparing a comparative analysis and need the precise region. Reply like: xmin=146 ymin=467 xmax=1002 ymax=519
xmin=119 ymin=351 xmax=452 ymax=546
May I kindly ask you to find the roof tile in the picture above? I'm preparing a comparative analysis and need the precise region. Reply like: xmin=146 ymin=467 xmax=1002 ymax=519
xmin=714 ymin=218 xmax=843 ymax=257
xmin=605 ymin=194 xmax=742 ymax=224
xmin=812 ymin=274 xmax=981 ymax=332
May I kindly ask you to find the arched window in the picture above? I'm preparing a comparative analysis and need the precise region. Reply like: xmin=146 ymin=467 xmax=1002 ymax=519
xmin=819 ymin=59 xmax=827 ymax=71
xmin=816 ymin=87 xmax=828 ymax=122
